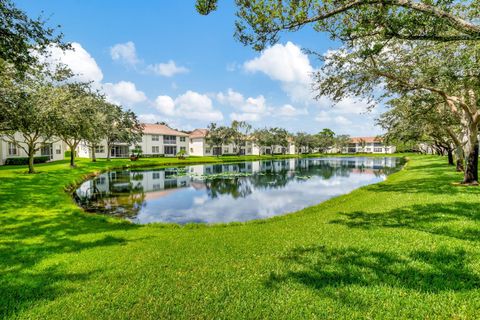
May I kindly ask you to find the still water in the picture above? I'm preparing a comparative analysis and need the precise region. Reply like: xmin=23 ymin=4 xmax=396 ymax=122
xmin=74 ymin=157 xmax=404 ymax=224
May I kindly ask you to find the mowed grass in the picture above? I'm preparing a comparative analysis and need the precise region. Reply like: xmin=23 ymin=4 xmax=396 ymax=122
xmin=1 ymin=154 xmax=480 ymax=319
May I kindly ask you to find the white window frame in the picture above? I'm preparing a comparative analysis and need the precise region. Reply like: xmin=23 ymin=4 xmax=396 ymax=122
xmin=8 ymin=142 xmax=17 ymax=156
xmin=151 ymin=135 xmax=160 ymax=142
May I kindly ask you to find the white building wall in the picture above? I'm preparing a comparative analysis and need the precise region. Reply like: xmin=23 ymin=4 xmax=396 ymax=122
xmin=1 ymin=133 xmax=64 ymax=165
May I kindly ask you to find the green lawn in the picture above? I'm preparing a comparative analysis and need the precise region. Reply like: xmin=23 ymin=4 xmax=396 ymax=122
xmin=1 ymin=154 xmax=480 ymax=319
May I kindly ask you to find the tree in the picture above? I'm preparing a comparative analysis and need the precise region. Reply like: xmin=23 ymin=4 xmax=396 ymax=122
xmin=334 ymin=135 xmax=351 ymax=153
xmin=230 ymin=120 xmax=252 ymax=155
xmin=294 ymin=132 xmax=312 ymax=154
xmin=81 ymin=94 xmax=111 ymax=162
xmin=0 ymin=65 xmax=57 ymax=173
xmin=206 ymin=123 xmax=231 ymax=156
xmin=315 ymin=128 xmax=336 ymax=153
xmin=51 ymin=83 xmax=99 ymax=167
xmin=1 ymin=0 xmax=68 ymax=73
xmin=104 ymin=107 xmax=143 ymax=161
xmin=315 ymin=39 xmax=479 ymax=184
xmin=378 ymin=93 xmax=464 ymax=170
xmin=196 ymin=0 xmax=480 ymax=51
xmin=270 ymin=127 xmax=290 ymax=154
xmin=251 ymin=128 xmax=273 ymax=155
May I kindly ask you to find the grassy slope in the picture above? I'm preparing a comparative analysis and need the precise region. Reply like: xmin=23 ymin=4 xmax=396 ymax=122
xmin=1 ymin=155 xmax=480 ymax=319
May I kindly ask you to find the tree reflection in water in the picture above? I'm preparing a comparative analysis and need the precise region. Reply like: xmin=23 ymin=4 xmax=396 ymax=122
xmin=74 ymin=157 xmax=405 ymax=223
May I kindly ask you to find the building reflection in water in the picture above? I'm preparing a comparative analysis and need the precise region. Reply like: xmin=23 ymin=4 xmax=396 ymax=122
xmin=75 ymin=157 xmax=404 ymax=224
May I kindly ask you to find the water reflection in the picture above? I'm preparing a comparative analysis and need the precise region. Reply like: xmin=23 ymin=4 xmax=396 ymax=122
xmin=75 ymin=157 xmax=404 ymax=224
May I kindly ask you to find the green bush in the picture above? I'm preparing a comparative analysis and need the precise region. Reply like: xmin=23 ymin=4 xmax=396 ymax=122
xmin=5 ymin=156 xmax=50 ymax=165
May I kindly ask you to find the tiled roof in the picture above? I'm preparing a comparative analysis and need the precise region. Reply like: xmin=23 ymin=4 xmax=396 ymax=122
xmin=189 ymin=128 xmax=209 ymax=138
xmin=350 ymin=136 xmax=383 ymax=143
xmin=142 ymin=123 xmax=189 ymax=137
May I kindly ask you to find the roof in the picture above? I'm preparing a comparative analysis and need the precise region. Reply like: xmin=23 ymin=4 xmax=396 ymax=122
xmin=142 ymin=123 xmax=189 ymax=137
xmin=350 ymin=136 xmax=383 ymax=143
xmin=189 ymin=128 xmax=209 ymax=139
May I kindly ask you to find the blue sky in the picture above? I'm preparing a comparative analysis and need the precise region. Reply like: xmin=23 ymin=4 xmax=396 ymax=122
xmin=16 ymin=0 xmax=383 ymax=136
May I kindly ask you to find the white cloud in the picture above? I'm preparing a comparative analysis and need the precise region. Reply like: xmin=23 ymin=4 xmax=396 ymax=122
xmin=217 ymin=88 xmax=271 ymax=122
xmin=334 ymin=115 xmax=352 ymax=125
xmin=315 ymin=111 xmax=352 ymax=125
xmin=148 ymin=60 xmax=189 ymax=77
xmin=110 ymin=41 xmax=139 ymax=66
xmin=277 ymin=104 xmax=308 ymax=117
xmin=153 ymin=90 xmax=223 ymax=122
xmin=103 ymin=81 xmax=147 ymax=106
xmin=42 ymin=42 xmax=103 ymax=83
xmin=154 ymin=95 xmax=175 ymax=116
xmin=244 ymin=42 xmax=316 ymax=104
xmin=315 ymin=111 xmax=332 ymax=123
xmin=244 ymin=42 xmax=313 ymax=84
xmin=217 ymin=89 xmax=244 ymax=107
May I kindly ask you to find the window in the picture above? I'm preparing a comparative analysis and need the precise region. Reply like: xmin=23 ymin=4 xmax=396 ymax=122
xmin=247 ymin=148 xmax=252 ymax=153
xmin=164 ymin=146 xmax=176 ymax=155
xmin=95 ymin=145 xmax=105 ymax=153
xmin=152 ymin=172 xmax=160 ymax=179
xmin=190 ymin=148 xmax=193 ymax=153
xmin=152 ymin=146 xmax=160 ymax=153
xmin=56 ymin=148 xmax=62 ymax=155
xmin=152 ymin=184 xmax=161 ymax=190
xmin=206 ymin=148 xmax=211 ymax=153
xmin=180 ymin=137 xmax=186 ymax=142
xmin=163 ymin=135 xmax=176 ymax=144
xmin=374 ymin=147 xmax=383 ymax=153
xmin=8 ymin=143 xmax=17 ymax=156
xmin=224 ymin=148 xmax=229 ymax=153
xmin=233 ymin=147 xmax=237 ymax=153
xmin=152 ymin=135 xmax=160 ymax=141
xmin=180 ymin=146 xmax=186 ymax=151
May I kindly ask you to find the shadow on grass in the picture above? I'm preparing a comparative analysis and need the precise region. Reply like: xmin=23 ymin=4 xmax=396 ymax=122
xmin=0 ymin=210 xmax=139 ymax=318
xmin=266 ymin=245 xmax=480 ymax=295
xmin=330 ymin=202 xmax=480 ymax=242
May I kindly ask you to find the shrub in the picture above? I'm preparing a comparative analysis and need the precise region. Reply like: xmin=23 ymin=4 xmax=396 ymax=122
xmin=5 ymin=156 xmax=50 ymax=165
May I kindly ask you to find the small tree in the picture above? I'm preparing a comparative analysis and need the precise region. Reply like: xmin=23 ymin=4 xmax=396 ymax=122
xmin=206 ymin=123 xmax=231 ymax=156
xmin=104 ymin=107 xmax=143 ymax=161
xmin=0 ymin=63 xmax=57 ymax=173
xmin=270 ymin=127 xmax=289 ymax=155
xmin=252 ymin=128 xmax=273 ymax=155
xmin=334 ymin=135 xmax=351 ymax=154
xmin=230 ymin=120 xmax=252 ymax=155
xmin=315 ymin=128 xmax=336 ymax=153
xmin=52 ymin=83 xmax=99 ymax=167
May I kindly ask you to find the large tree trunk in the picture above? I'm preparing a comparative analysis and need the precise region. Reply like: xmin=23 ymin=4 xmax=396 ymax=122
xmin=28 ymin=147 xmax=35 ymax=174
xmin=455 ymin=146 xmax=465 ymax=172
xmin=462 ymin=123 xmax=479 ymax=185
xmin=70 ymin=146 xmax=76 ymax=167
xmin=91 ymin=144 xmax=97 ymax=162
xmin=447 ymin=149 xmax=454 ymax=166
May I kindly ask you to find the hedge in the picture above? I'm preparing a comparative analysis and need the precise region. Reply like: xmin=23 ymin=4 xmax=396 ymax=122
xmin=4 ymin=156 xmax=50 ymax=165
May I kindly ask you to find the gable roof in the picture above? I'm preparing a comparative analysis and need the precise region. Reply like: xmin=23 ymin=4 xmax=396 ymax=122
xmin=142 ymin=123 xmax=189 ymax=137
xmin=350 ymin=136 xmax=383 ymax=143
xmin=189 ymin=128 xmax=208 ymax=138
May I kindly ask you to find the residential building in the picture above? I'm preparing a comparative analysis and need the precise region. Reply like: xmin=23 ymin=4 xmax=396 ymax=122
xmin=0 ymin=132 xmax=64 ymax=165
xmin=188 ymin=128 xmax=296 ymax=156
xmin=343 ymin=137 xmax=396 ymax=154
xmin=77 ymin=123 xmax=189 ymax=159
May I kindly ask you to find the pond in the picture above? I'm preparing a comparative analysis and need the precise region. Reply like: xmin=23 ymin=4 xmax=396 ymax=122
xmin=74 ymin=157 xmax=405 ymax=224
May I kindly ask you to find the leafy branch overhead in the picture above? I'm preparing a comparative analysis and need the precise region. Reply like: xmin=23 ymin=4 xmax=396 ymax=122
xmin=196 ymin=0 xmax=480 ymax=50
